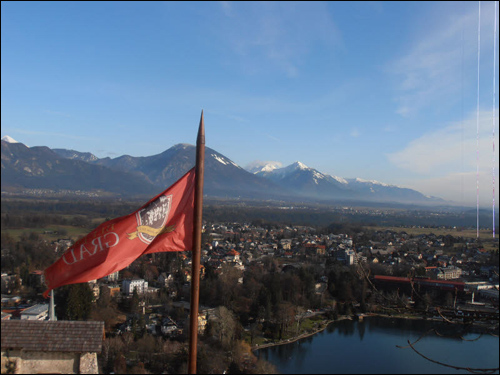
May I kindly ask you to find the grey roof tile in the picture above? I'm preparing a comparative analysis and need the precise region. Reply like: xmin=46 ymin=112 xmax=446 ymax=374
xmin=1 ymin=320 xmax=104 ymax=353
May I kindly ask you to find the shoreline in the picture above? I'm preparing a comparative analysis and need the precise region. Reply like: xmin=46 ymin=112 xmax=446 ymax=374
xmin=252 ymin=315 xmax=350 ymax=351
xmin=251 ymin=312 xmax=499 ymax=351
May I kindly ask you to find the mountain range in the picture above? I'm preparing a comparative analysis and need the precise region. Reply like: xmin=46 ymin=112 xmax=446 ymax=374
xmin=1 ymin=136 xmax=444 ymax=205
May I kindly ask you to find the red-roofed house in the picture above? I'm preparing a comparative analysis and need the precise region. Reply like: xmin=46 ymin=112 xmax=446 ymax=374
xmin=225 ymin=249 xmax=240 ymax=263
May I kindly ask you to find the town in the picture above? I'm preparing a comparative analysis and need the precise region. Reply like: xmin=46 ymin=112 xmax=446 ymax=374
xmin=1 ymin=217 xmax=499 ymax=373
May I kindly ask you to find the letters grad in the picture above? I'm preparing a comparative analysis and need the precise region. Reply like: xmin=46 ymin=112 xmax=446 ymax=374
xmin=43 ymin=168 xmax=196 ymax=298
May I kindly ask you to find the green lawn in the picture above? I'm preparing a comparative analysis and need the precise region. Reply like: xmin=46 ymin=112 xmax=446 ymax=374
xmin=366 ymin=226 xmax=497 ymax=240
xmin=3 ymin=225 xmax=90 ymax=241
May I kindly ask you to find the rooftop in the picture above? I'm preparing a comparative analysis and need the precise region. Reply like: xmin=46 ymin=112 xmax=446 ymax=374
xmin=1 ymin=320 xmax=104 ymax=353
xmin=20 ymin=304 xmax=49 ymax=316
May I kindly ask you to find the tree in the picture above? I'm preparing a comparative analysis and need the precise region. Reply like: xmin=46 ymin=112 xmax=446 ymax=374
xmin=253 ymin=359 xmax=279 ymax=374
xmin=113 ymin=354 xmax=127 ymax=374
xmin=56 ymin=283 xmax=94 ymax=320
xmin=208 ymin=306 xmax=238 ymax=349
xmin=218 ymin=264 xmax=242 ymax=308
xmin=274 ymin=302 xmax=296 ymax=339
xmin=97 ymin=285 xmax=111 ymax=307
xmin=130 ymin=288 xmax=140 ymax=314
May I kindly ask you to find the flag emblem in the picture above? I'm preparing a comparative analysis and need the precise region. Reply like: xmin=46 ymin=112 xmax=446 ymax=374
xmin=127 ymin=195 xmax=173 ymax=244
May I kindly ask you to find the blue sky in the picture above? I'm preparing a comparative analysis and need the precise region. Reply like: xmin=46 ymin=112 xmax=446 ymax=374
xmin=1 ymin=1 xmax=498 ymax=208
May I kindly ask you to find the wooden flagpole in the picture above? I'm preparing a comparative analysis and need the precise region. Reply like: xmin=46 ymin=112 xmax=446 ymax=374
xmin=188 ymin=111 xmax=205 ymax=374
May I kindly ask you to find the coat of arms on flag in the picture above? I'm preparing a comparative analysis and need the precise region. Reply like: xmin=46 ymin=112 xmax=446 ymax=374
xmin=127 ymin=195 xmax=173 ymax=244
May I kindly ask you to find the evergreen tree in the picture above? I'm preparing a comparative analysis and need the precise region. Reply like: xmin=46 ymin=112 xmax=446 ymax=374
xmin=55 ymin=283 xmax=94 ymax=320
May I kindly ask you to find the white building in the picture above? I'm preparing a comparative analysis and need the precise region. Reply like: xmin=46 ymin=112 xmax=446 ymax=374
xmin=344 ymin=249 xmax=355 ymax=265
xmin=105 ymin=271 xmax=120 ymax=282
xmin=122 ymin=279 xmax=148 ymax=295
xmin=20 ymin=304 xmax=49 ymax=321
xmin=436 ymin=266 xmax=463 ymax=280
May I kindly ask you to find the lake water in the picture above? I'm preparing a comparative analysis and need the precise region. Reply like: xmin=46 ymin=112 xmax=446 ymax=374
xmin=257 ymin=317 xmax=499 ymax=374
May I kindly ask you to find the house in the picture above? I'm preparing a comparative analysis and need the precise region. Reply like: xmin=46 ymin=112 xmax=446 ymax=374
xmin=171 ymin=302 xmax=214 ymax=334
xmin=158 ymin=272 xmax=175 ymax=288
xmin=1 ymin=295 xmax=21 ymax=307
xmin=122 ymin=279 xmax=148 ymax=295
xmin=434 ymin=266 xmax=463 ymax=280
xmin=1 ymin=312 xmax=11 ymax=320
xmin=280 ymin=239 xmax=292 ymax=250
xmin=161 ymin=317 xmax=179 ymax=336
xmin=1 ymin=320 xmax=104 ymax=374
xmin=225 ymin=249 xmax=241 ymax=263
xmin=315 ymin=282 xmax=328 ymax=295
xmin=20 ymin=304 xmax=49 ymax=321
xmin=89 ymin=282 xmax=100 ymax=299
xmin=1 ymin=274 xmax=19 ymax=294
xmin=106 ymin=284 xmax=121 ymax=298
xmin=104 ymin=271 xmax=119 ymax=282
xmin=337 ymin=249 xmax=355 ymax=265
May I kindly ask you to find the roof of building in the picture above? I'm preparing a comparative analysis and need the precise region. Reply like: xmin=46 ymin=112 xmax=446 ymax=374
xmin=374 ymin=275 xmax=465 ymax=287
xmin=1 ymin=312 xmax=12 ymax=320
xmin=1 ymin=320 xmax=104 ymax=353
xmin=20 ymin=304 xmax=49 ymax=316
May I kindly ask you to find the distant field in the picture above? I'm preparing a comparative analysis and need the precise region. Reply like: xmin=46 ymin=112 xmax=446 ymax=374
xmin=3 ymin=225 xmax=91 ymax=241
xmin=366 ymin=226 xmax=498 ymax=240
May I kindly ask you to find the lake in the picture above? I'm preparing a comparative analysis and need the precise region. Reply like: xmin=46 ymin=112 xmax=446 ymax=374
xmin=256 ymin=317 xmax=499 ymax=374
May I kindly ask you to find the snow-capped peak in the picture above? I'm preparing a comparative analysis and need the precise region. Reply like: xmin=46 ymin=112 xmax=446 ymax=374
xmin=354 ymin=178 xmax=389 ymax=187
xmin=1 ymin=135 xmax=20 ymax=144
xmin=245 ymin=160 xmax=283 ymax=174
xmin=291 ymin=161 xmax=309 ymax=170
xmin=260 ymin=165 xmax=275 ymax=172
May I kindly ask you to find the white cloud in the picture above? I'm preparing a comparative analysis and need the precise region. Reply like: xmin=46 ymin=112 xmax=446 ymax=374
xmin=217 ymin=2 xmax=340 ymax=77
xmin=388 ymin=109 xmax=498 ymax=174
xmin=390 ymin=3 xmax=496 ymax=116
xmin=409 ymin=171 xmax=499 ymax=208
xmin=388 ymin=109 xmax=499 ymax=207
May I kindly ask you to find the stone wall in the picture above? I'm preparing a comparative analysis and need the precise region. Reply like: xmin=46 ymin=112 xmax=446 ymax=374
xmin=1 ymin=350 xmax=98 ymax=374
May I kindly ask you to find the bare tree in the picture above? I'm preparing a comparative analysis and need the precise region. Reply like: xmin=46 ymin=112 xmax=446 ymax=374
xmin=209 ymin=306 xmax=238 ymax=349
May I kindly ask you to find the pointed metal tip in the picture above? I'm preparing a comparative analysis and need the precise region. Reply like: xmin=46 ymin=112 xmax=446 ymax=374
xmin=197 ymin=110 xmax=205 ymax=145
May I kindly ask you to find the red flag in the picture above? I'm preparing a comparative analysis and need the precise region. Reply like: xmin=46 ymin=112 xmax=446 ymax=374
xmin=43 ymin=168 xmax=196 ymax=298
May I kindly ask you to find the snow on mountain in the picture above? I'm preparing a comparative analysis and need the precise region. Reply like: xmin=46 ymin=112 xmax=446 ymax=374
xmin=353 ymin=178 xmax=390 ymax=187
xmin=349 ymin=178 xmax=405 ymax=189
xmin=211 ymin=153 xmax=241 ymax=168
xmin=327 ymin=174 xmax=348 ymax=185
xmin=259 ymin=161 xmax=328 ymax=180
xmin=53 ymin=148 xmax=99 ymax=162
xmin=247 ymin=160 xmax=313 ymax=177
xmin=245 ymin=160 xmax=283 ymax=174
xmin=252 ymin=160 xmax=438 ymax=203
xmin=293 ymin=161 xmax=309 ymax=170
xmin=276 ymin=161 xmax=311 ymax=176
xmin=1 ymin=135 xmax=21 ymax=144
xmin=0 ymin=136 xmax=443 ymax=203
